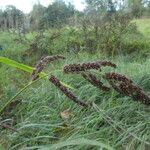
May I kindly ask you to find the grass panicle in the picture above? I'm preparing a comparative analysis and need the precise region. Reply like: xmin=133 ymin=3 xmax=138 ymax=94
xmin=104 ymin=72 xmax=133 ymax=83
xmin=97 ymin=61 xmax=117 ymax=68
xmin=119 ymin=82 xmax=150 ymax=105
xmin=49 ymin=75 xmax=89 ymax=108
xmin=81 ymin=72 xmax=110 ymax=91
xmin=63 ymin=61 xmax=116 ymax=73
xmin=104 ymin=72 xmax=150 ymax=105
xmin=32 ymin=55 xmax=66 ymax=80
xmin=1 ymin=54 xmax=150 ymax=149
xmin=63 ymin=62 xmax=101 ymax=73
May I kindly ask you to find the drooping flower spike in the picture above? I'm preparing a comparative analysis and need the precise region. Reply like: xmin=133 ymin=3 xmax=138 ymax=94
xmin=32 ymin=55 xmax=66 ymax=80
xmin=104 ymin=72 xmax=150 ymax=105
xmin=81 ymin=72 xmax=110 ymax=91
xmin=63 ymin=61 xmax=117 ymax=73
xmin=49 ymin=75 xmax=89 ymax=108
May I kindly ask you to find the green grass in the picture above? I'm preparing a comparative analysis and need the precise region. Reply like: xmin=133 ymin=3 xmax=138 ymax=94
xmin=0 ymin=18 xmax=150 ymax=150
xmin=134 ymin=18 xmax=150 ymax=39
xmin=0 ymin=53 xmax=150 ymax=150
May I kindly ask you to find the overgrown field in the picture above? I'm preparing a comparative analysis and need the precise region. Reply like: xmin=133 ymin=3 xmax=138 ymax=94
xmin=0 ymin=19 xmax=150 ymax=150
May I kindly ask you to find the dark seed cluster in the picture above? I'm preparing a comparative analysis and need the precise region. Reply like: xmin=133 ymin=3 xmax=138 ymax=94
xmin=63 ymin=61 xmax=117 ymax=73
xmin=81 ymin=72 xmax=110 ymax=91
xmin=104 ymin=72 xmax=150 ymax=105
xmin=104 ymin=72 xmax=133 ymax=83
xmin=32 ymin=55 xmax=65 ymax=80
xmin=49 ymin=75 xmax=89 ymax=108
xmin=63 ymin=62 xmax=101 ymax=73
xmin=30 ymin=56 xmax=149 ymax=107
xmin=119 ymin=82 xmax=150 ymax=105
xmin=97 ymin=61 xmax=117 ymax=68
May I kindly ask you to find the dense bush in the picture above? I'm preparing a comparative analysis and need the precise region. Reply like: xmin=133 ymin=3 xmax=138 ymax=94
xmin=123 ymin=39 xmax=150 ymax=54
xmin=1 ymin=16 xmax=150 ymax=60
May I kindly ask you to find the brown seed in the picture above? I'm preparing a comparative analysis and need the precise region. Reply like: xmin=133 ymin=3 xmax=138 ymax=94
xmin=31 ymin=55 xmax=66 ymax=81
xmin=49 ymin=75 xmax=89 ymax=108
xmin=82 ymin=72 xmax=110 ymax=91
xmin=104 ymin=72 xmax=133 ymax=83
xmin=63 ymin=61 xmax=116 ymax=73
xmin=104 ymin=72 xmax=150 ymax=105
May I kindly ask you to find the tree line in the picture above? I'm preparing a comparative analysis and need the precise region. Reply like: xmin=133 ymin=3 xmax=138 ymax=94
xmin=0 ymin=0 xmax=75 ymax=32
xmin=0 ymin=0 xmax=150 ymax=32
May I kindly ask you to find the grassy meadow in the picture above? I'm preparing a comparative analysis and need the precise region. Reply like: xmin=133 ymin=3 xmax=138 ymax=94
xmin=0 ymin=18 xmax=150 ymax=150
xmin=134 ymin=18 xmax=150 ymax=38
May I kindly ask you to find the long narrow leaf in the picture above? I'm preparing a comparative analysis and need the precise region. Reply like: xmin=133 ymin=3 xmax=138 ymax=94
xmin=21 ymin=139 xmax=114 ymax=150
xmin=0 ymin=56 xmax=46 ymax=77
xmin=45 ymin=139 xmax=114 ymax=150
xmin=0 ymin=56 xmax=73 ymax=89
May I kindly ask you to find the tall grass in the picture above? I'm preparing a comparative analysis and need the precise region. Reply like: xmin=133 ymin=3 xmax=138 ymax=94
xmin=0 ymin=18 xmax=150 ymax=150
xmin=0 ymin=53 xmax=150 ymax=150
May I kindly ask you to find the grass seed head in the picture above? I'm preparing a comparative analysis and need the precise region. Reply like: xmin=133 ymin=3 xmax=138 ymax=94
xmin=63 ymin=62 xmax=101 ymax=73
xmin=82 ymin=72 xmax=110 ymax=91
xmin=97 ymin=61 xmax=117 ymax=68
xmin=49 ymin=75 xmax=89 ymax=108
xmin=104 ymin=72 xmax=133 ymax=83
xmin=63 ymin=61 xmax=116 ymax=74
xmin=31 ymin=55 xmax=65 ymax=80
xmin=104 ymin=72 xmax=150 ymax=105
xmin=119 ymin=82 xmax=150 ymax=105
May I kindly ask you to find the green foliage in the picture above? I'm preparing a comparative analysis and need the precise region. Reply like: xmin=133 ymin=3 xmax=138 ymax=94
xmin=0 ymin=56 xmax=76 ymax=119
xmin=69 ymin=13 xmax=144 ymax=55
xmin=44 ymin=0 xmax=75 ymax=28
xmin=0 ymin=5 xmax=24 ymax=31
xmin=29 ymin=3 xmax=46 ymax=31
xmin=127 ymin=0 xmax=144 ymax=18
xmin=0 ymin=1 xmax=150 ymax=148
xmin=0 ymin=56 xmax=45 ymax=76
xmin=43 ymin=138 xmax=115 ymax=150
xmin=122 ymin=37 xmax=150 ymax=56
xmin=0 ymin=0 xmax=150 ymax=33
xmin=1 ymin=18 xmax=150 ymax=58
xmin=85 ymin=0 xmax=117 ymax=15
xmin=0 ymin=53 xmax=150 ymax=149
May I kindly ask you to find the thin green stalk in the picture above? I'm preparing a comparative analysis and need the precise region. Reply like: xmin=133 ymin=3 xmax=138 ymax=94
xmin=0 ymin=75 xmax=48 ymax=114
xmin=0 ymin=69 xmax=74 ymax=114
xmin=92 ymin=103 xmax=150 ymax=146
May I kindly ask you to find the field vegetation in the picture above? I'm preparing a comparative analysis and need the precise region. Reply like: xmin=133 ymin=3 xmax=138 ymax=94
xmin=0 ymin=0 xmax=150 ymax=149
